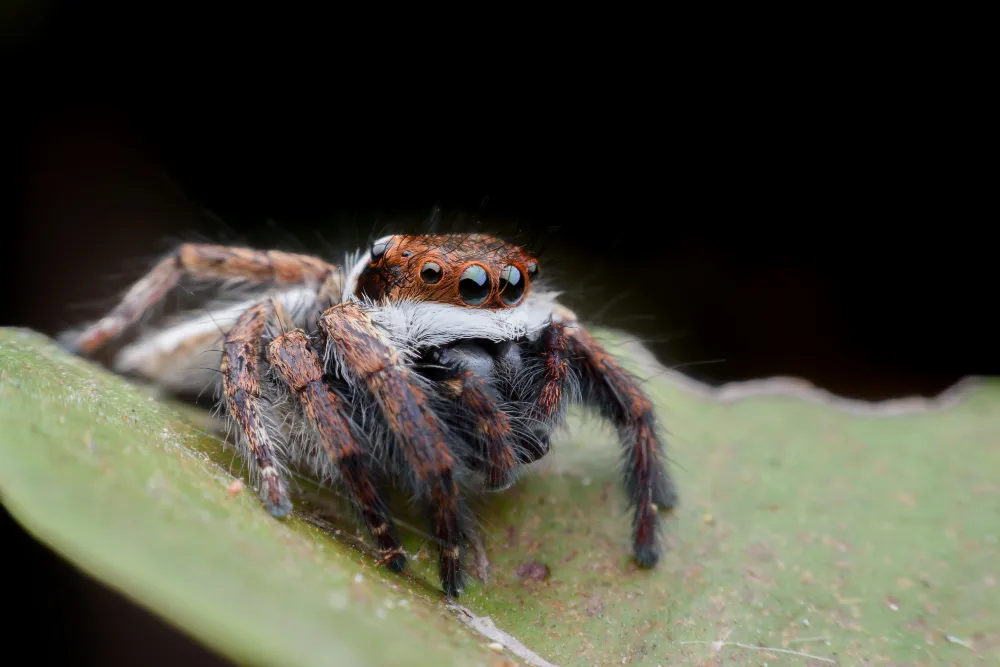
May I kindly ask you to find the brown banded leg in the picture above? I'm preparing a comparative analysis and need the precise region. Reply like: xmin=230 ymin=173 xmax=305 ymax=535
xmin=440 ymin=370 xmax=518 ymax=491
xmin=561 ymin=322 xmax=677 ymax=568
xmin=72 ymin=243 xmax=339 ymax=356
xmin=320 ymin=302 xmax=468 ymax=596
xmin=517 ymin=320 xmax=573 ymax=463
xmin=220 ymin=302 xmax=293 ymax=518
xmin=267 ymin=329 xmax=406 ymax=571
xmin=534 ymin=321 xmax=571 ymax=420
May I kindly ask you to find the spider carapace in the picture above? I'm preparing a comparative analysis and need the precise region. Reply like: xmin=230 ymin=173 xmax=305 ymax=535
xmin=68 ymin=233 xmax=678 ymax=596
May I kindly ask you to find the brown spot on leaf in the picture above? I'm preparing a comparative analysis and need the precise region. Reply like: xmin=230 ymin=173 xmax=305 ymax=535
xmin=584 ymin=594 xmax=605 ymax=616
xmin=514 ymin=560 xmax=550 ymax=583
xmin=558 ymin=549 xmax=580 ymax=565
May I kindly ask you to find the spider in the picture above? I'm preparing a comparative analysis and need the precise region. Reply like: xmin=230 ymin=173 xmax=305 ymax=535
xmin=66 ymin=233 xmax=678 ymax=596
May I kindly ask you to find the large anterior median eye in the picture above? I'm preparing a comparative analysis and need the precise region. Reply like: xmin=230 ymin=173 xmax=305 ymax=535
xmin=498 ymin=265 xmax=525 ymax=305
xmin=458 ymin=264 xmax=490 ymax=305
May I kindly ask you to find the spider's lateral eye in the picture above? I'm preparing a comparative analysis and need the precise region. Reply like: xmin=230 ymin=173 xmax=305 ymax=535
xmin=420 ymin=261 xmax=442 ymax=284
xmin=525 ymin=260 xmax=539 ymax=279
xmin=371 ymin=239 xmax=391 ymax=261
xmin=498 ymin=265 xmax=525 ymax=305
xmin=458 ymin=264 xmax=490 ymax=305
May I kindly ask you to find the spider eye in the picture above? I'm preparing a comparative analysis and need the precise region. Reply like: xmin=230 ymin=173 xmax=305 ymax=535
xmin=498 ymin=265 xmax=525 ymax=305
xmin=371 ymin=239 xmax=391 ymax=261
xmin=420 ymin=261 xmax=442 ymax=284
xmin=458 ymin=264 xmax=490 ymax=305
xmin=525 ymin=260 xmax=539 ymax=280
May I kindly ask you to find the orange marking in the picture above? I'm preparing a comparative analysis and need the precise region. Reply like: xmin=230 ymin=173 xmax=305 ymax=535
xmin=354 ymin=234 xmax=539 ymax=309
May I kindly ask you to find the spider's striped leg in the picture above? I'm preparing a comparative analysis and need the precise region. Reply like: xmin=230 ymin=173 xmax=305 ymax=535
xmin=267 ymin=329 xmax=406 ymax=571
xmin=518 ymin=320 xmax=574 ymax=463
xmin=438 ymin=368 xmax=518 ymax=491
xmin=559 ymin=321 xmax=678 ymax=568
xmin=319 ymin=303 xmax=470 ymax=597
xmin=71 ymin=243 xmax=339 ymax=356
xmin=220 ymin=301 xmax=293 ymax=518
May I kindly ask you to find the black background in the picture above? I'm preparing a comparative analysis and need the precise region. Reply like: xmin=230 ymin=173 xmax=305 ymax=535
xmin=3 ymin=3 xmax=991 ymax=664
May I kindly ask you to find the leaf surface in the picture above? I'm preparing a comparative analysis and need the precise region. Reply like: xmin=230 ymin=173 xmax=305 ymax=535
xmin=1 ymin=328 xmax=997 ymax=665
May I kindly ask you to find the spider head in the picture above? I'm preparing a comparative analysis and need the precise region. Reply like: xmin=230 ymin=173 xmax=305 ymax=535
xmin=350 ymin=234 xmax=539 ymax=309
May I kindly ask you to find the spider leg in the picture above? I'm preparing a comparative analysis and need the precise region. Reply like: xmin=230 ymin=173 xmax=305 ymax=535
xmin=519 ymin=321 xmax=573 ymax=463
xmin=438 ymin=368 xmax=518 ymax=491
xmin=71 ymin=243 xmax=340 ymax=356
xmin=534 ymin=322 xmax=572 ymax=420
xmin=319 ymin=303 xmax=469 ymax=596
xmin=267 ymin=328 xmax=406 ymax=571
xmin=545 ymin=319 xmax=677 ymax=568
xmin=220 ymin=301 xmax=293 ymax=518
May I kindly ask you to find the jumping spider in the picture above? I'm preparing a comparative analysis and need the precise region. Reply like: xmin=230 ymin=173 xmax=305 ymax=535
xmin=67 ymin=233 xmax=678 ymax=596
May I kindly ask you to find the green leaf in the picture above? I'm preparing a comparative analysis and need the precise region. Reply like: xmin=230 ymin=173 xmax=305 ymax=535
xmin=1 ymin=327 xmax=997 ymax=665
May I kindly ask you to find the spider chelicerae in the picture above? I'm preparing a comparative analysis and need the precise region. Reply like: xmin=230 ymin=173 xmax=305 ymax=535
xmin=67 ymin=233 xmax=678 ymax=596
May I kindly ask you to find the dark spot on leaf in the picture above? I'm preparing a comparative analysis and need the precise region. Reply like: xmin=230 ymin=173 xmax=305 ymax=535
xmin=514 ymin=560 xmax=550 ymax=583
xmin=558 ymin=549 xmax=579 ymax=565
xmin=585 ymin=595 xmax=605 ymax=616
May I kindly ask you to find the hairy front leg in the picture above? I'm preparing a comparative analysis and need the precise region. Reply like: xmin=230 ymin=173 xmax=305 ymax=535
xmin=320 ymin=303 xmax=469 ymax=596
xmin=518 ymin=321 xmax=574 ymax=464
xmin=267 ymin=329 xmax=406 ymax=571
xmin=72 ymin=243 xmax=339 ymax=356
xmin=220 ymin=302 xmax=294 ymax=517
xmin=546 ymin=319 xmax=677 ymax=568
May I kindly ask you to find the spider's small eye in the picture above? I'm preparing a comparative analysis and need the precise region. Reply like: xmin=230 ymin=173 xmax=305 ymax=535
xmin=525 ymin=260 xmax=539 ymax=280
xmin=420 ymin=261 xmax=442 ymax=284
xmin=458 ymin=264 xmax=490 ymax=305
xmin=498 ymin=265 xmax=525 ymax=305
xmin=371 ymin=239 xmax=391 ymax=261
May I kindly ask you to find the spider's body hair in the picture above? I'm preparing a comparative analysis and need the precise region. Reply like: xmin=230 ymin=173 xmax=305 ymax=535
xmin=340 ymin=239 xmax=379 ymax=301
xmin=113 ymin=286 xmax=321 ymax=394
xmin=361 ymin=289 xmax=561 ymax=353
xmin=114 ymin=277 xmax=566 ymax=393
xmin=115 ymin=283 xmax=568 ymax=492
xmin=67 ymin=233 xmax=677 ymax=596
